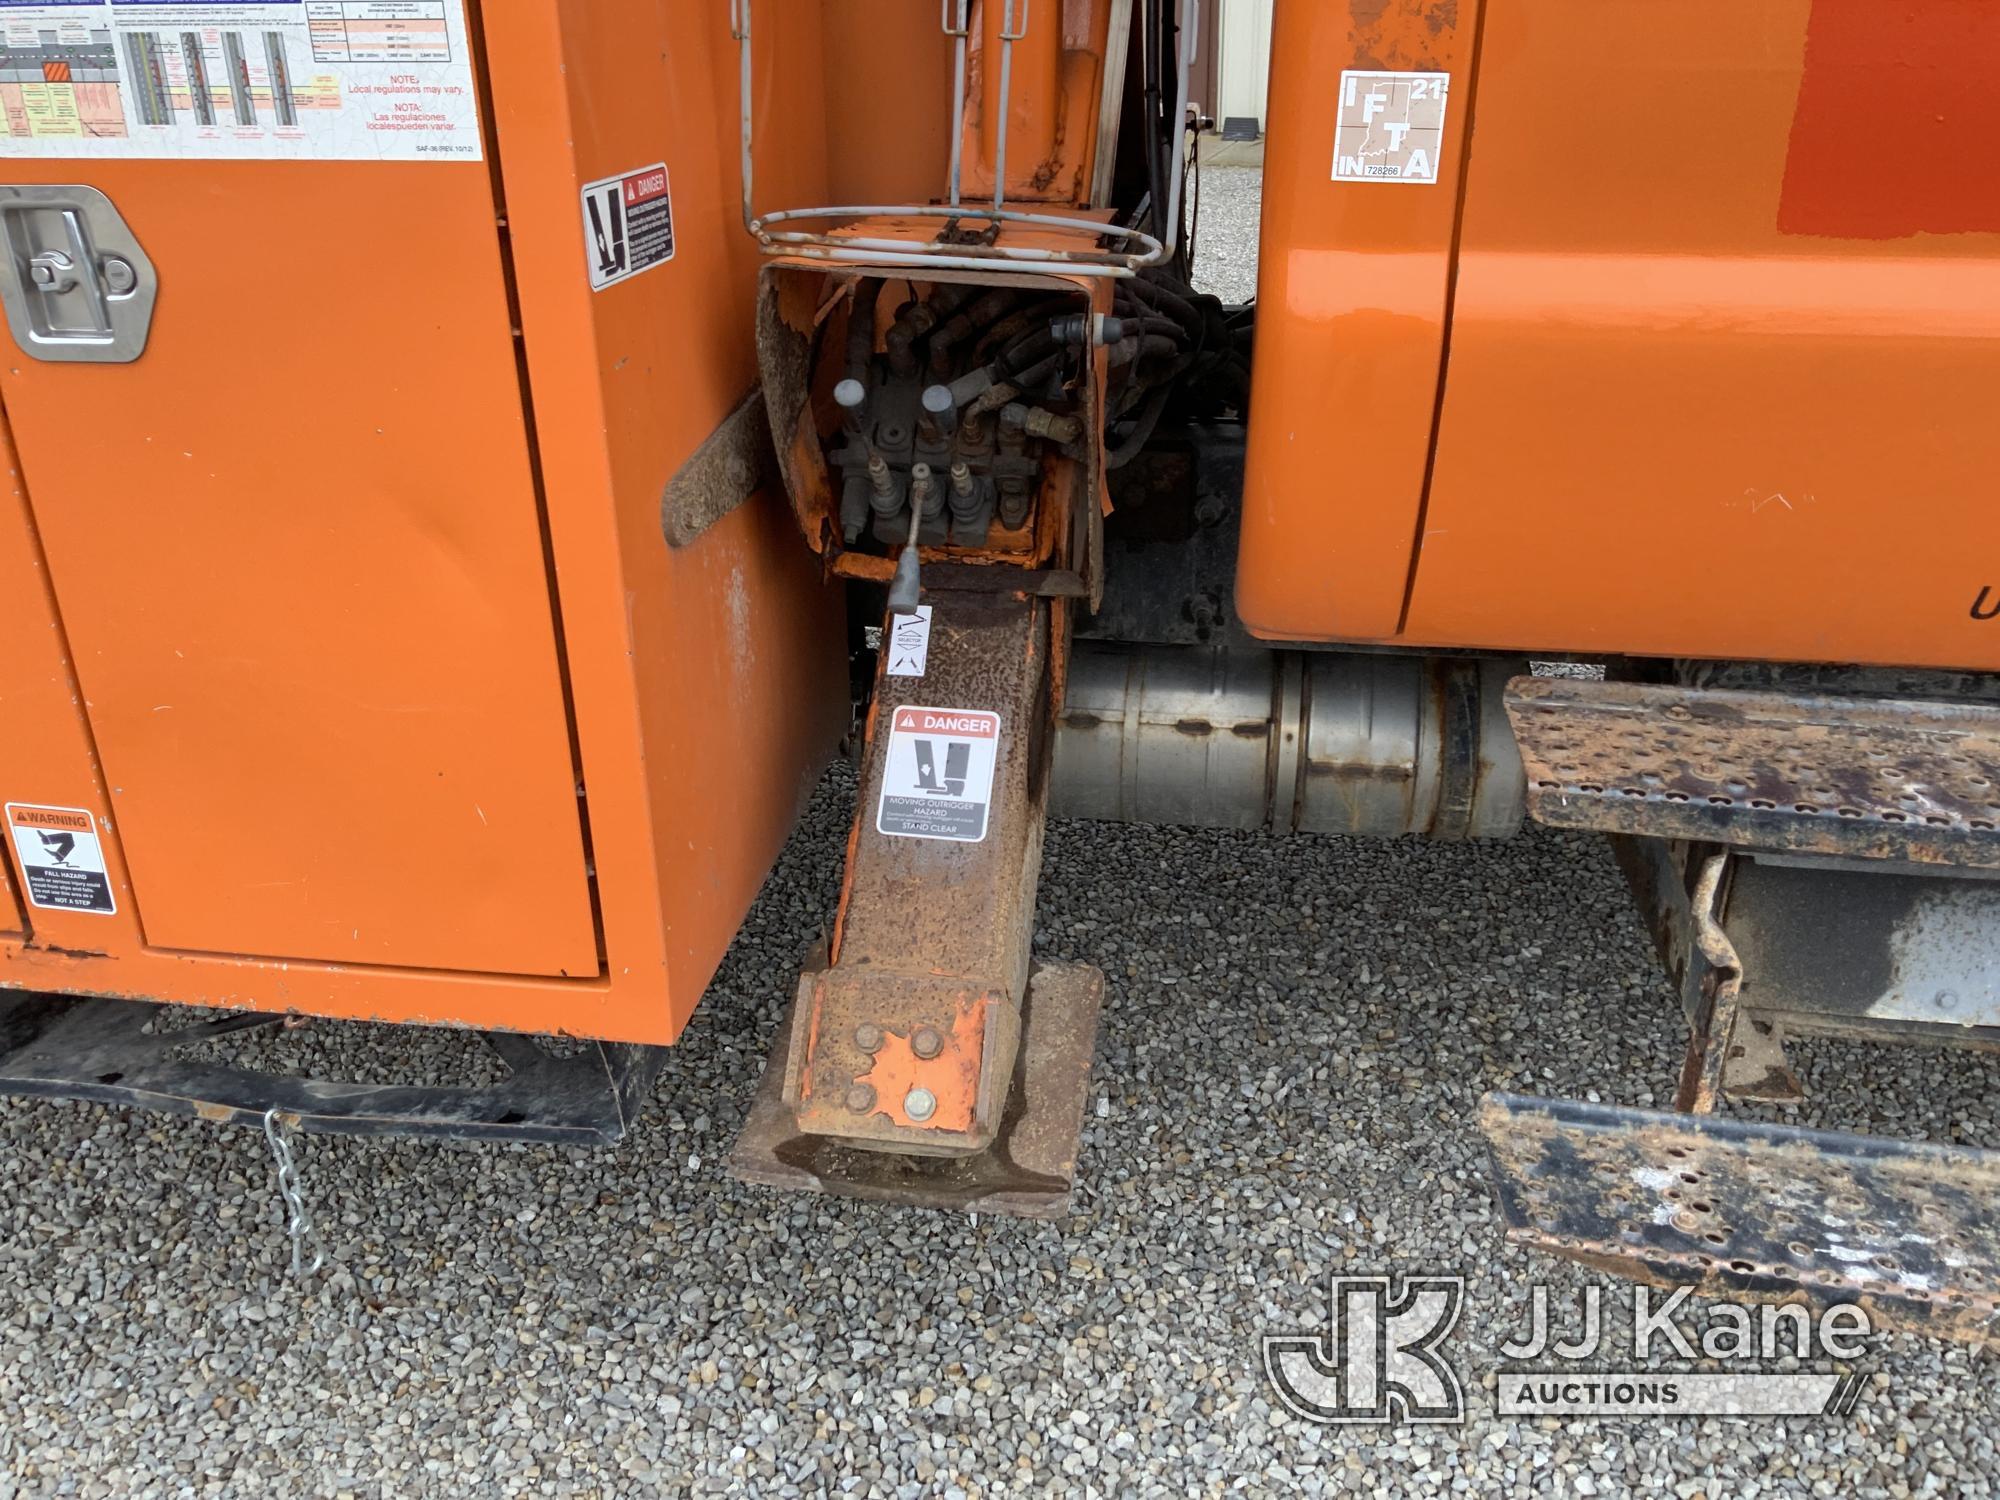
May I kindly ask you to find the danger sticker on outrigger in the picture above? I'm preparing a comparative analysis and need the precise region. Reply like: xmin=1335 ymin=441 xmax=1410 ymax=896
xmin=875 ymin=706 xmax=1001 ymax=844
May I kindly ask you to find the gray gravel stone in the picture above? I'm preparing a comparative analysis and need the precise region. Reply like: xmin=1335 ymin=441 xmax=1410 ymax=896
xmin=1190 ymin=166 xmax=1262 ymax=305
xmin=1 ymin=768 xmax=1995 ymax=1497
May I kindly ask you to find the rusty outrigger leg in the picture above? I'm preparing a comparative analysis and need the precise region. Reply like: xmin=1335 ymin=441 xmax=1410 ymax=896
xmin=729 ymin=588 xmax=1103 ymax=1216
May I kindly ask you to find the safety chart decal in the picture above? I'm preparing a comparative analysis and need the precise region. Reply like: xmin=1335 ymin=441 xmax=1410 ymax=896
xmin=581 ymin=162 xmax=674 ymax=291
xmin=5 ymin=802 xmax=115 ymax=914
xmin=1332 ymin=70 xmax=1448 ymax=184
xmin=875 ymin=706 xmax=1001 ymax=844
xmin=0 ymin=0 xmax=483 ymax=160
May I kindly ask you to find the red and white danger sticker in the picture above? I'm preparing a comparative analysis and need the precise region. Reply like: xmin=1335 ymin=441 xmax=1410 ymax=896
xmin=876 ymin=707 xmax=1002 ymax=843
xmin=581 ymin=162 xmax=676 ymax=291
xmin=6 ymin=803 xmax=115 ymax=915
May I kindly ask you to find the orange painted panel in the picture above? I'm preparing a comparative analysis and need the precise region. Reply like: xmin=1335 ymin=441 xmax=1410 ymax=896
xmin=481 ymin=2 xmax=848 ymax=1038
xmin=0 ymin=2 xmax=862 ymax=1042
xmin=1401 ymin=0 xmax=2000 ymax=668
xmin=0 ymin=397 xmax=156 ymax=966
xmin=1235 ymin=0 xmax=1480 ymax=642
xmin=0 ymin=836 xmax=21 ymax=937
xmin=0 ymin=158 xmax=597 ymax=974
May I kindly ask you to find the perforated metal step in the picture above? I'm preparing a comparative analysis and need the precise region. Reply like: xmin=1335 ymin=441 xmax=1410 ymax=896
xmin=1482 ymin=1092 xmax=2000 ymax=1339
xmin=1506 ymin=677 xmax=2000 ymax=868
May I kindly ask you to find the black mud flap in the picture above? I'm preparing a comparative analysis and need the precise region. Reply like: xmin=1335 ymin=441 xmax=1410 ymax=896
xmin=1481 ymin=1092 xmax=2000 ymax=1340
xmin=0 ymin=994 xmax=666 ymax=1146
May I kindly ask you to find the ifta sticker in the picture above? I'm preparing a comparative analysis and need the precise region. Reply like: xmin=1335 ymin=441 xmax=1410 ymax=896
xmin=1333 ymin=71 xmax=1449 ymax=184
xmin=876 ymin=706 xmax=1001 ymax=843
xmin=6 ymin=803 xmax=115 ymax=914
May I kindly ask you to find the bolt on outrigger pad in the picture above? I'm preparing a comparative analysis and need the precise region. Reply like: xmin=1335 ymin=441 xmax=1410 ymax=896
xmin=729 ymin=587 xmax=1105 ymax=1216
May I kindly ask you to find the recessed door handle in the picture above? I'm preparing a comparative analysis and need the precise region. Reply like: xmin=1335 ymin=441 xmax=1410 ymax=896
xmin=0 ymin=185 xmax=156 ymax=363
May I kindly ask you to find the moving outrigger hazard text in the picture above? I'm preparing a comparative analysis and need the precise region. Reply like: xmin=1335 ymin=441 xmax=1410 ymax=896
xmin=876 ymin=707 xmax=1001 ymax=843
xmin=581 ymin=162 xmax=675 ymax=291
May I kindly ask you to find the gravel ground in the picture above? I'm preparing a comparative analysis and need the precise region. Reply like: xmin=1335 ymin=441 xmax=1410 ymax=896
xmin=1190 ymin=166 xmax=1263 ymax=305
xmin=1 ymin=768 xmax=1997 ymax=1498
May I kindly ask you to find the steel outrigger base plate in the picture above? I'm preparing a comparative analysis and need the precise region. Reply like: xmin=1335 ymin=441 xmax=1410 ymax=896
xmin=0 ymin=993 xmax=667 ymax=1146
xmin=729 ymin=962 xmax=1104 ymax=1218
xmin=1481 ymin=1092 xmax=2000 ymax=1340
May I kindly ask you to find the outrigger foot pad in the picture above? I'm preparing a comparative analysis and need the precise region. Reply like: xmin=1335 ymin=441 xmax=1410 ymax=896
xmin=728 ymin=962 xmax=1104 ymax=1218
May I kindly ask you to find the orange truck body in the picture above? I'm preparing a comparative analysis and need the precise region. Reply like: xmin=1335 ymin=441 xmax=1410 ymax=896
xmin=1238 ymin=0 xmax=2000 ymax=668
xmin=2 ymin=0 xmax=1995 ymax=1040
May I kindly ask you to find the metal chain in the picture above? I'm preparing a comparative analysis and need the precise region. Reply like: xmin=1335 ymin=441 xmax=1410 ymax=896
xmin=261 ymin=1107 xmax=327 ymax=1278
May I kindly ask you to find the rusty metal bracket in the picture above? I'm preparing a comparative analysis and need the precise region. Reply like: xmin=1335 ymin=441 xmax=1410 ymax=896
xmin=1675 ymin=851 xmax=1743 ymax=1113
xmin=1481 ymin=1092 xmax=2000 ymax=1341
xmin=729 ymin=960 xmax=1102 ymax=1217
xmin=1508 ymin=677 xmax=2000 ymax=868
xmin=660 ymin=388 xmax=775 ymax=548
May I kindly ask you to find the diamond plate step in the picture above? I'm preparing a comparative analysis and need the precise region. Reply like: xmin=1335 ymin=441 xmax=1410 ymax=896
xmin=1506 ymin=677 xmax=2000 ymax=868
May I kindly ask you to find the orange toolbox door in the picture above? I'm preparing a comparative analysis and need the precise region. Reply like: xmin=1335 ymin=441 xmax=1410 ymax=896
xmin=0 ymin=9 xmax=598 ymax=978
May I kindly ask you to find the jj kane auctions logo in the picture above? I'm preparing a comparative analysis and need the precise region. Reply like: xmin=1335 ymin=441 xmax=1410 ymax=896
xmin=1264 ymin=1275 xmax=1873 ymax=1423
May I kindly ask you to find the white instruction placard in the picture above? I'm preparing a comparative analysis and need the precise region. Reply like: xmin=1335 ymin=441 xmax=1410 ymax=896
xmin=876 ymin=706 xmax=1001 ymax=844
xmin=0 ymin=0 xmax=482 ymax=160
xmin=883 ymin=606 xmax=933 ymax=678
xmin=6 ymin=802 xmax=115 ymax=914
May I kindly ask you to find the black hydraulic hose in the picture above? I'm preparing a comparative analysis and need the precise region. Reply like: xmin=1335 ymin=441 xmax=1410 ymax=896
xmin=1106 ymin=333 xmax=1181 ymax=369
xmin=997 ymin=326 xmax=1058 ymax=375
xmin=973 ymin=295 xmax=1073 ymax=364
xmin=1122 ymin=274 xmax=1204 ymax=336
xmin=948 ymin=348 xmax=1066 ymax=413
xmin=846 ymin=278 xmax=881 ymax=384
xmin=1106 ymin=383 xmax=1173 ymax=470
xmin=927 ymin=287 xmax=1019 ymax=375
xmin=1125 ymin=314 xmax=1189 ymax=343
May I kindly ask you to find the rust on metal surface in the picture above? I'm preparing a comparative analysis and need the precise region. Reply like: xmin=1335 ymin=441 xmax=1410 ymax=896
xmin=1613 ymin=835 xmax=1808 ymax=1102
xmin=659 ymin=389 xmax=775 ymax=548
xmin=755 ymin=263 xmax=1110 ymax=585
xmin=0 ymin=995 xmax=666 ymax=1144
xmin=827 ymin=554 xmax=1091 ymax=599
xmin=1481 ymin=1092 xmax=2000 ymax=1341
xmin=730 ymin=962 xmax=1103 ymax=1218
xmin=786 ymin=589 xmax=1056 ymax=1157
xmin=1508 ymin=677 xmax=2000 ymax=868
xmin=1724 ymin=854 xmax=2000 ymax=1051
xmin=1673 ymin=852 xmax=1741 ymax=1114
